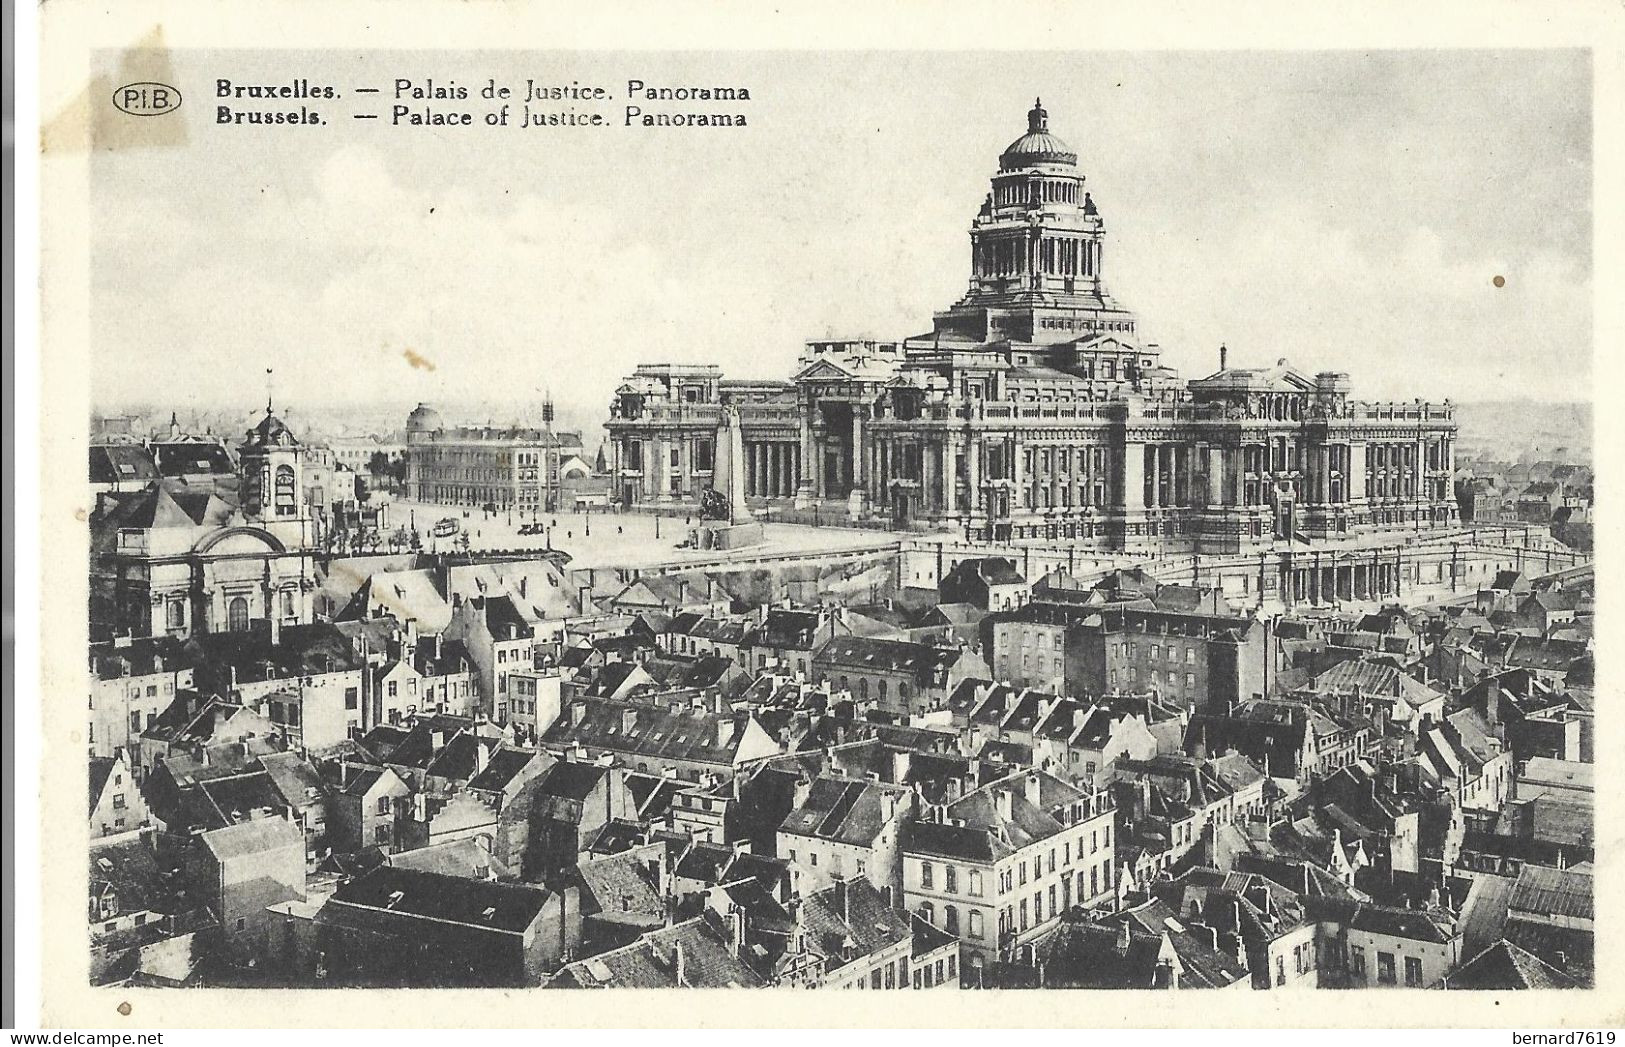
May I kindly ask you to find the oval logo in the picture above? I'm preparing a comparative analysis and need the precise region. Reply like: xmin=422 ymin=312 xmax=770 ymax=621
xmin=113 ymin=82 xmax=183 ymax=116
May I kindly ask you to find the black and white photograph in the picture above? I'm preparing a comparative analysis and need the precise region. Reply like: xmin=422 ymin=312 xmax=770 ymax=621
xmin=18 ymin=6 xmax=1625 ymax=1031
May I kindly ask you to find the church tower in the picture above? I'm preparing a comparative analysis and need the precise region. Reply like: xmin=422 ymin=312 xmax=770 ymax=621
xmin=933 ymin=99 xmax=1139 ymax=344
xmin=238 ymin=400 xmax=313 ymax=549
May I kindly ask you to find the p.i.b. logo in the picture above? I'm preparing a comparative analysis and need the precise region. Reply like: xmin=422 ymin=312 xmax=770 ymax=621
xmin=113 ymin=82 xmax=183 ymax=116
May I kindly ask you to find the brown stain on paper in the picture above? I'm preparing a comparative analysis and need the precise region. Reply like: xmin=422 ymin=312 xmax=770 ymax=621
xmin=404 ymin=348 xmax=437 ymax=372
xmin=41 ymin=25 xmax=188 ymax=155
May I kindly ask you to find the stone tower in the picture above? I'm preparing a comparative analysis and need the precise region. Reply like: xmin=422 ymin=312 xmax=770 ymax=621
xmin=239 ymin=403 xmax=312 ymax=549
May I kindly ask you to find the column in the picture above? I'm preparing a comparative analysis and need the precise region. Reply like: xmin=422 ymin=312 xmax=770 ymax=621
xmin=1119 ymin=440 xmax=1145 ymax=514
xmin=967 ymin=438 xmax=982 ymax=515
xmin=850 ymin=412 xmax=864 ymax=497
xmin=798 ymin=414 xmax=815 ymax=503
xmin=654 ymin=437 xmax=670 ymax=500
xmin=940 ymin=440 xmax=955 ymax=510
xmin=1011 ymin=438 xmax=1025 ymax=510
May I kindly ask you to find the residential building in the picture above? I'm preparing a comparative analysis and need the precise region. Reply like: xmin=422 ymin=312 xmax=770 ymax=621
xmin=404 ymin=403 xmax=588 ymax=513
xmin=811 ymin=636 xmax=990 ymax=717
xmin=777 ymin=775 xmax=913 ymax=901
xmin=90 ymin=752 xmax=151 ymax=838
xmin=317 ymin=865 xmax=579 ymax=986
xmin=901 ymin=769 xmax=1116 ymax=974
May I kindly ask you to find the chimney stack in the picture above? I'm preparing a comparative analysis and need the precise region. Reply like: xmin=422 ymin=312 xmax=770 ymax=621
xmin=1219 ymin=344 xmax=1228 ymax=371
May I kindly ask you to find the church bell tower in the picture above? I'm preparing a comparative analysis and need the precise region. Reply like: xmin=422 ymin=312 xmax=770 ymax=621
xmin=238 ymin=398 xmax=312 ymax=549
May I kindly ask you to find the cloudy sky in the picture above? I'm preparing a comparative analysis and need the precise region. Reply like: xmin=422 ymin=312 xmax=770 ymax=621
xmin=91 ymin=49 xmax=1591 ymax=421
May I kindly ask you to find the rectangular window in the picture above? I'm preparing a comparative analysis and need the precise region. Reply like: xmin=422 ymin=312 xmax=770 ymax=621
xmin=921 ymin=862 xmax=933 ymax=889
xmin=1404 ymin=956 xmax=1423 ymax=987
xmin=1377 ymin=951 xmax=1397 ymax=985
xmin=944 ymin=866 xmax=957 ymax=893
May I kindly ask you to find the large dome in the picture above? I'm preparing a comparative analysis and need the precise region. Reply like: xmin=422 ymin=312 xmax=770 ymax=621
xmin=1000 ymin=98 xmax=1078 ymax=171
xmin=407 ymin=403 xmax=444 ymax=432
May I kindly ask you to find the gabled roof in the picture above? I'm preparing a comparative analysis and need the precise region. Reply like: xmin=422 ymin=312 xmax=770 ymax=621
xmin=550 ymin=914 xmax=764 ymax=988
xmin=328 ymin=865 xmax=551 ymax=934
xmin=90 ymin=444 xmax=160 ymax=485
xmin=1445 ymin=939 xmax=1578 ymax=990
xmin=796 ymin=878 xmax=912 ymax=973
xmin=200 ymin=815 xmax=304 ymax=861
xmin=89 ymin=756 xmax=121 ymax=814
xmin=757 ymin=608 xmax=825 ymax=649
xmin=814 ymin=636 xmax=964 ymax=677
xmin=1509 ymin=865 xmax=1592 ymax=923
xmin=1307 ymin=658 xmax=1443 ymax=710
xmin=778 ymin=776 xmax=907 ymax=848
xmin=542 ymin=699 xmax=762 ymax=768
xmin=467 ymin=747 xmax=544 ymax=794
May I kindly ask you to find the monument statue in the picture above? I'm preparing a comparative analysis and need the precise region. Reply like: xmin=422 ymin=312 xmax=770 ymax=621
xmin=710 ymin=403 xmax=754 ymax=525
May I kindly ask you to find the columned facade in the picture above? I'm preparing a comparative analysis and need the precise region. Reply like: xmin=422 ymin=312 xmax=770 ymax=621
xmin=604 ymin=100 xmax=1459 ymax=554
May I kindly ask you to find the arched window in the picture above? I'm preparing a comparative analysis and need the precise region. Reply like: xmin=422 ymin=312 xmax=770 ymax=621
xmin=919 ymin=902 xmax=934 ymax=925
xmin=858 ymin=678 xmax=869 ymax=701
xmin=227 ymin=597 xmax=250 ymax=632
xmin=945 ymin=906 xmax=960 ymax=934
xmin=274 ymin=464 xmax=297 ymax=516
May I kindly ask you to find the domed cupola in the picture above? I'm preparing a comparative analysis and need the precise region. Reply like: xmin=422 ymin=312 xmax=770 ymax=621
xmin=999 ymin=98 xmax=1079 ymax=171
xmin=407 ymin=403 xmax=444 ymax=434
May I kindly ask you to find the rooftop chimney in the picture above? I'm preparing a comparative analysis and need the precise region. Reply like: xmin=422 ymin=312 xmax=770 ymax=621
xmin=1219 ymin=344 xmax=1229 ymax=371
